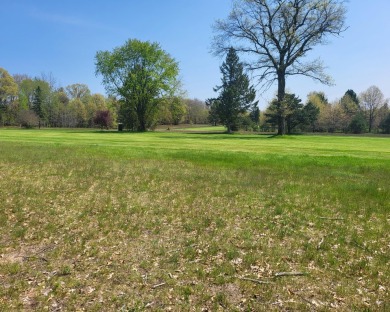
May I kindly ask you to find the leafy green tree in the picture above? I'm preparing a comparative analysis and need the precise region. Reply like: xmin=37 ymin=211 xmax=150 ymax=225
xmin=345 ymin=89 xmax=359 ymax=106
xmin=285 ymin=94 xmax=303 ymax=134
xmin=340 ymin=90 xmax=360 ymax=128
xmin=349 ymin=112 xmax=367 ymax=134
xmin=68 ymin=98 xmax=87 ymax=127
xmin=306 ymin=92 xmax=329 ymax=132
xmin=95 ymin=39 xmax=180 ymax=131
xmin=0 ymin=68 xmax=18 ymax=125
xmin=85 ymin=94 xmax=107 ymax=127
xmin=32 ymin=86 xmax=44 ymax=128
xmin=169 ymin=97 xmax=187 ymax=125
xmin=117 ymin=100 xmax=139 ymax=131
xmin=379 ymin=112 xmax=390 ymax=134
xmin=0 ymin=68 xmax=18 ymax=103
xmin=266 ymin=93 xmax=302 ymax=134
xmin=249 ymin=106 xmax=260 ymax=125
xmin=209 ymin=47 xmax=257 ymax=133
xmin=205 ymin=98 xmax=220 ymax=126
xmin=158 ymin=97 xmax=187 ymax=125
xmin=302 ymin=101 xmax=320 ymax=132
xmin=213 ymin=0 xmax=347 ymax=134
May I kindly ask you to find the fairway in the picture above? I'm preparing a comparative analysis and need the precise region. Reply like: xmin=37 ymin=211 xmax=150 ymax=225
xmin=0 ymin=129 xmax=389 ymax=310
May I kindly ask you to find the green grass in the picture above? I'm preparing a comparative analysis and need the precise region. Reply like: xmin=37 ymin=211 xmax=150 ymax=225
xmin=0 ymin=128 xmax=389 ymax=311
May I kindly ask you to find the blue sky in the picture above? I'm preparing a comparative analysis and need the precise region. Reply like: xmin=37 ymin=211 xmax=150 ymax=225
xmin=1 ymin=0 xmax=389 ymax=109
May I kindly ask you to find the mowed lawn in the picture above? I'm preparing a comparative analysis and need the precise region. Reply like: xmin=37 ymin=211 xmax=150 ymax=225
xmin=0 ymin=129 xmax=389 ymax=311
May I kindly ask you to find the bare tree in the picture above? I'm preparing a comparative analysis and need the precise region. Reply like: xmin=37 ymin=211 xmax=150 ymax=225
xmin=360 ymin=86 xmax=385 ymax=133
xmin=212 ymin=0 xmax=347 ymax=134
xmin=66 ymin=83 xmax=91 ymax=102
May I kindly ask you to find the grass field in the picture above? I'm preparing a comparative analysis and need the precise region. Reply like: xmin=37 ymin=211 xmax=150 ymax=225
xmin=0 ymin=129 xmax=389 ymax=311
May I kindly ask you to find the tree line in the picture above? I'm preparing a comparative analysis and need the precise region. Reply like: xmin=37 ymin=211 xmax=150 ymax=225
xmin=1 ymin=65 xmax=389 ymax=134
xmin=206 ymin=49 xmax=390 ymax=134
xmin=0 ymin=66 xmax=209 ymax=129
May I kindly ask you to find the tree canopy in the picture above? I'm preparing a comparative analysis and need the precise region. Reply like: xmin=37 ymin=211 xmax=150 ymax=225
xmin=95 ymin=39 xmax=180 ymax=131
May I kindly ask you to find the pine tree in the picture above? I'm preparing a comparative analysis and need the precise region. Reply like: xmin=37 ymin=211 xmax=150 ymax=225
xmin=211 ymin=47 xmax=257 ymax=133
xmin=32 ymin=86 xmax=44 ymax=128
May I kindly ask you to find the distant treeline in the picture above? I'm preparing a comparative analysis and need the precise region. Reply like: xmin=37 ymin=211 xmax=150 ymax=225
xmin=1 ymin=67 xmax=389 ymax=133
xmin=263 ymin=89 xmax=390 ymax=134
xmin=0 ymin=67 xmax=209 ymax=129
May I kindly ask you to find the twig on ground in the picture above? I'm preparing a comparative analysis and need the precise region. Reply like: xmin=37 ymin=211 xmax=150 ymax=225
xmin=22 ymin=255 xmax=48 ymax=262
xmin=317 ymin=237 xmax=325 ymax=250
xmin=318 ymin=217 xmax=345 ymax=221
xmin=238 ymin=277 xmax=273 ymax=284
xmin=274 ymin=272 xmax=307 ymax=277
xmin=152 ymin=282 xmax=166 ymax=289
xmin=19 ymin=244 xmax=55 ymax=263
xmin=144 ymin=302 xmax=154 ymax=308
xmin=351 ymin=239 xmax=371 ymax=253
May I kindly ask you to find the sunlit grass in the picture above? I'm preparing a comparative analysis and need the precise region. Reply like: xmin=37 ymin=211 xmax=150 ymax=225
xmin=0 ymin=129 xmax=389 ymax=310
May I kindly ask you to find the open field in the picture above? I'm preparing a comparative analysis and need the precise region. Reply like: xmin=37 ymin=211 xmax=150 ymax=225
xmin=0 ymin=129 xmax=389 ymax=311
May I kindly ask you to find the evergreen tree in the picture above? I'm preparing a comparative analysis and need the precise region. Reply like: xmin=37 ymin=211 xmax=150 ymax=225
xmin=266 ymin=93 xmax=303 ymax=134
xmin=210 ymin=47 xmax=257 ymax=133
xmin=205 ymin=98 xmax=220 ymax=126
xmin=349 ymin=112 xmax=367 ymax=134
xmin=249 ymin=106 xmax=260 ymax=125
xmin=379 ymin=112 xmax=390 ymax=134
xmin=302 ymin=102 xmax=320 ymax=132
xmin=345 ymin=89 xmax=359 ymax=106
xmin=32 ymin=86 xmax=44 ymax=128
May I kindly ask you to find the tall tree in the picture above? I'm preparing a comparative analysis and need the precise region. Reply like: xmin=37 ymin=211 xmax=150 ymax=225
xmin=359 ymin=86 xmax=385 ymax=133
xmin=209 ymin=47 xmax=257 ymax=133
xmin=159 ymin=97 xmax=187 ymax=125
xmin=32 ymin=86 xmax=44 ymax=128
xmin=205 ymin=98 xmax=220 ymax=126
xmin=380 ymin=112 xmax=390 ymax=134
xmin=185 ymin=98 xmax=209 ymax=124
xmin=266 ymin=93 xmax=303 ymax=134
xmin=0 ymin=68 xmax=18 ymax=125
xmin=306 ymin=92 xmax=329 ymax=131
xmin=284 ymin=93 xmax=303 ymax=134
xmin=213 ymin=0 xmax=347 ymax=134
xmin=250 ymin=106 xmax=260 ymax=125
xmin=345 ymin=89 xmax=359 ymax=106
xmin=66 ymin=83 xmax=91 ymax=103
xmin=301 ymin=101 xmax=320 ymax=132
xmin=340 ymin=90 xmax=360 ymax=129
xmin=95 ymin=39 xmax=180 ymax=131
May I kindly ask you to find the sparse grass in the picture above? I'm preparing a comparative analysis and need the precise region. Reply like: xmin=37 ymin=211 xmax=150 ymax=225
xmin=0 ymin=128 xmax=389 ymax=311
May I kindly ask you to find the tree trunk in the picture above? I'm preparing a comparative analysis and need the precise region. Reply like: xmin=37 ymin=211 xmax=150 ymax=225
xmin=277 ymin=71 xmax=286 ymax=135
xmin=369 ymin=111 xmax=373 ymax=133
xmin=136 ymin=102 xmax=147 ymax=132
xmin=227 ymin=124 xmax=232 ymax=134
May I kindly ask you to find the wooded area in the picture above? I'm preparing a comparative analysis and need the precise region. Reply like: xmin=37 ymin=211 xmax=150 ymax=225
xmin=1 ymin=65 xmax=389 ymax=134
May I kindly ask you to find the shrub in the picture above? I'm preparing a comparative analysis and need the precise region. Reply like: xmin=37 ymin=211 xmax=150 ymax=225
xmin=18 ymin=110 xmax=39 ymax=128
xmin=379 ymin=113 xmax=390 ymax=134
xmin=349 ymin=113 xmax=367 ymax=134
xmin=94 ymin=110 xmax=113 ymax=130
